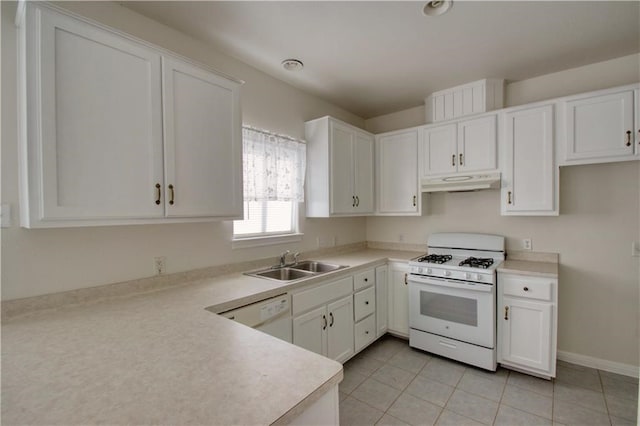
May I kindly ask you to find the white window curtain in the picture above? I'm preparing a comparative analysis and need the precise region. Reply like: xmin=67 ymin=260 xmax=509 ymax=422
xmin=242 ymin=126 xmax=306 ymax=202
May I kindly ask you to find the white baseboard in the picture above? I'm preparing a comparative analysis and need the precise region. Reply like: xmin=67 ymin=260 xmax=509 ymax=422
xmin=557 ymin=350 xmax=639 ymax=378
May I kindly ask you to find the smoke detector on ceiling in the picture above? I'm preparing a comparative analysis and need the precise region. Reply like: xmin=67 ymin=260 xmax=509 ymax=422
xmin=423 ymin=0 xmax=453 ymax=17
xmin=282 ymin=59 xmax=304 ymax=71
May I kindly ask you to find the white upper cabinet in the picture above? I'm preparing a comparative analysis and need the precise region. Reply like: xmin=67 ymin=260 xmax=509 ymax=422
xmin=501 ymin=104 xmax=558 ymax=216
xmin=305 ymin=116 xmax=374 ymax=217
xmin=376 ymin=128 xmax=423 ymax=215
xmin=162 ymin=57 xmax=242 ymax=218
xmin=18 ymin=4 xmax=242 ymax=228
xmin=559 ymin=85 xmax=639 ymax=165
xmin=22 ymin=5 xmax=165 ymax=224
xmin=420 ymin=114 xmax=497 ymax=178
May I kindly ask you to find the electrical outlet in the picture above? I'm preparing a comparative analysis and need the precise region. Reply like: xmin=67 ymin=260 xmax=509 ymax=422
xmin=154 ymin=256 xmax=166 ymax=275
xmin=398 ymin=234 xmax=405 ymax=242
xmin=632 ymin=242 xmax=640 ymax=257
xmin=522 ymin=239 xmax=532 ymax=250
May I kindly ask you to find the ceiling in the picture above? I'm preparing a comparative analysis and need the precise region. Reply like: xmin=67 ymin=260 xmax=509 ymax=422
xmin=124 ymin=1 xmax=640 ymax=119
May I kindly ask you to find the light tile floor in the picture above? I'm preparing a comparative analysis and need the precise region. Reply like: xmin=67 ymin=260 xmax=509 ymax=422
xmin=339 ymin=335 xmax=638 ymax=426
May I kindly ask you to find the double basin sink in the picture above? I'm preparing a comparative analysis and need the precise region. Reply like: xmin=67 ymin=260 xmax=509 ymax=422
xmin=246 ymin=261 xmax=347 ymax=282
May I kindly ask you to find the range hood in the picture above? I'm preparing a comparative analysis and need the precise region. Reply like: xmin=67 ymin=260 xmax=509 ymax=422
xmin=421 ymin=172 xmax=501 ymax=193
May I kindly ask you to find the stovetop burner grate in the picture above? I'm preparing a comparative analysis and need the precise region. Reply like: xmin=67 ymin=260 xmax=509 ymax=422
xmin=416 ymin=254 xmax=453 ymax=264
xmin=459 ymin=257 xmax=494 ymax=269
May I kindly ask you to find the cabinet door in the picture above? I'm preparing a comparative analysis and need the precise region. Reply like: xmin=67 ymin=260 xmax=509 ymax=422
xmin=162 ymin=57 xmax=242 ymax=218
xmin=457 ymin=115 xmax=497 ymax=173
xmin=35 ymin=7 xmax=164 ymax=220
xmin=503 ymin=105 xmax=556 ymax=215
xmin=329 ymin=122 xmax=355 ymax=214
xmin=501 ymin=296 xmax=552 ymax=374
xmin=327 ymin=296 xmax=354 ymax=363
xmin=565 ymin=90 xmax=635 ymax=162
xmin=293 ymin=306 xmax=327 ymax=357
xmin=377 ymin=130 xmax=420 ymax=214
xmin=421 ymin=124 xmax=457 ymax=177
xmin=375 ymin=265 xmax=389 ymax=337
xmin=388 ymin=263 xmax=409 ymax=336
xmin=353 ymin=132 xmax=375 ymax=213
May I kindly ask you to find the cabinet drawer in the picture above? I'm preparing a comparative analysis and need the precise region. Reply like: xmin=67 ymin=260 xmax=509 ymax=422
xmin=501 ymin=275 xmax=554 ymax=302
xmin=292 ymin=276 xmax=353 ymax=315
xmin=354 ymin=287 xmax=376 ymax=322
xmin=354 ymin=269 xmax=375 ymax=291
xmin=355 ymin=314 xmax=376 ymax=352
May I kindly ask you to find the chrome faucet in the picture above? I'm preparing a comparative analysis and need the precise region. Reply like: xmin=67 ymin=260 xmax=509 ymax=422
xmin=279 ymin=250 xmax=290 ymax=267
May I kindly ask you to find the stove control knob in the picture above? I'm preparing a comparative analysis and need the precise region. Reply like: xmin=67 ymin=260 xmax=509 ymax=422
xmin=465 ymin=273 xmax=471 ymax=280
xmin=426 ymin=268 xmax=432 ymax=274
xmin=417 ymin=267 xmax=424 ymax=274
xmin=444 ymin=270 xmax=451 ymax=277
xmin=476 ymin=274 xmax=483 ymax=281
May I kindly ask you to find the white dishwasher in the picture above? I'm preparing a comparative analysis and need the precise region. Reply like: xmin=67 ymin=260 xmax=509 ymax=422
xmin=216 ymin=294 xmax=292 ymax=343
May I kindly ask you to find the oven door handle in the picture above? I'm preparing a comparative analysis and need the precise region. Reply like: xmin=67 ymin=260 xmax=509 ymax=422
xmin=408 ymin=276 xmax=493 ymax=293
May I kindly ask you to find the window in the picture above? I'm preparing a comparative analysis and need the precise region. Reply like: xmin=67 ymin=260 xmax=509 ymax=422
xmin=233 ymin=126 xmax=306 ymax=244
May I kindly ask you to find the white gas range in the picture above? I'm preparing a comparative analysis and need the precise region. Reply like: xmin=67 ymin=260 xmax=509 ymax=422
xmin=408 ymin=233 xmax=505 ymax=371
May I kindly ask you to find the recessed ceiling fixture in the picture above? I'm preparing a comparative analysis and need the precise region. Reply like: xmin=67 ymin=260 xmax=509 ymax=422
xmin=281 ymin=59 xmax=304 ymax=71
xmin=422 ymin=0 xmax=453 ymax=17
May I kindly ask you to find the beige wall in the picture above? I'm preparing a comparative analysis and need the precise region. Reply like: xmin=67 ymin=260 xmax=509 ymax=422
xmin=365 ymin=56 xmax=640 ymax=367
xmin=0 ymin=1 xmax=366 ymax=300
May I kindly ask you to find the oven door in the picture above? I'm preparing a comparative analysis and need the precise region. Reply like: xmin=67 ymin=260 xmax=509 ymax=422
xmin=408 ymin=274 xmax=495 ymax=348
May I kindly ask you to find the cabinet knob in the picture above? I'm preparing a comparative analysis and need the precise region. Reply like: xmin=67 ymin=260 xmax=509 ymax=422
xmin=365 ymin=301 xmax=369 ymax=305
xmin=155 ymin=183 xmax=161 ymax=205
xmin=626 ymin=130 xmax=632 ymax=147
xmin=364 ymin=278 xmax=368 ymax=282
xmin=523 ymin=286 xmax=529 ymax=292
xmin=365 ymin=331 xmax=369 ymax=335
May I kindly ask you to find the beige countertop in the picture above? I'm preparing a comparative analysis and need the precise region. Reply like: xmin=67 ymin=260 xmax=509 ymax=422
xmin=1 ymin=248 xmax=418 ymax=425
xmin=497 ymin=250 xmax=559 ymax=278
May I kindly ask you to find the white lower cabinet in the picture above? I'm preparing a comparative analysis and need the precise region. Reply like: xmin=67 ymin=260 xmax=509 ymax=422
xmin=292 ymin=277 xmax=354 ymax=363
xmin=353 ymin=277 xmax=377 ymax=353
xmin=498 ymin=272 xmax=558 ymax=379
xmin=387 ymin=262 xmax=410 ymax=337
xmin=375 ymin=265 xmax=389 ymax=337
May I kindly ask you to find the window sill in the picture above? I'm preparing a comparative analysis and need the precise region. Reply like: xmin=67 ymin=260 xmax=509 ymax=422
xmin=232 ymin=233 xmax=304 ymax=249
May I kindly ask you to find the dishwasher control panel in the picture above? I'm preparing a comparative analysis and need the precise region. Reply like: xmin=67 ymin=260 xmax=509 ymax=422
xmin=260 ymin=297 xmax=289 ymax=321
xmin=216 ymin=294 xmax=290 ymax=328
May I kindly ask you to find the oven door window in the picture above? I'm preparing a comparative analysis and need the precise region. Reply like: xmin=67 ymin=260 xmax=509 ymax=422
xmin=420 ymin=290 xmax=477 ymax=326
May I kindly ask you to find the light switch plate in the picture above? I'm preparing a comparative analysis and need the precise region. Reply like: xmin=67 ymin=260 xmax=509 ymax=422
xmin=0 ymin=204 xmax=11 ymax=228
xmin=632 ymin=242 xmax=640 ymax=257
